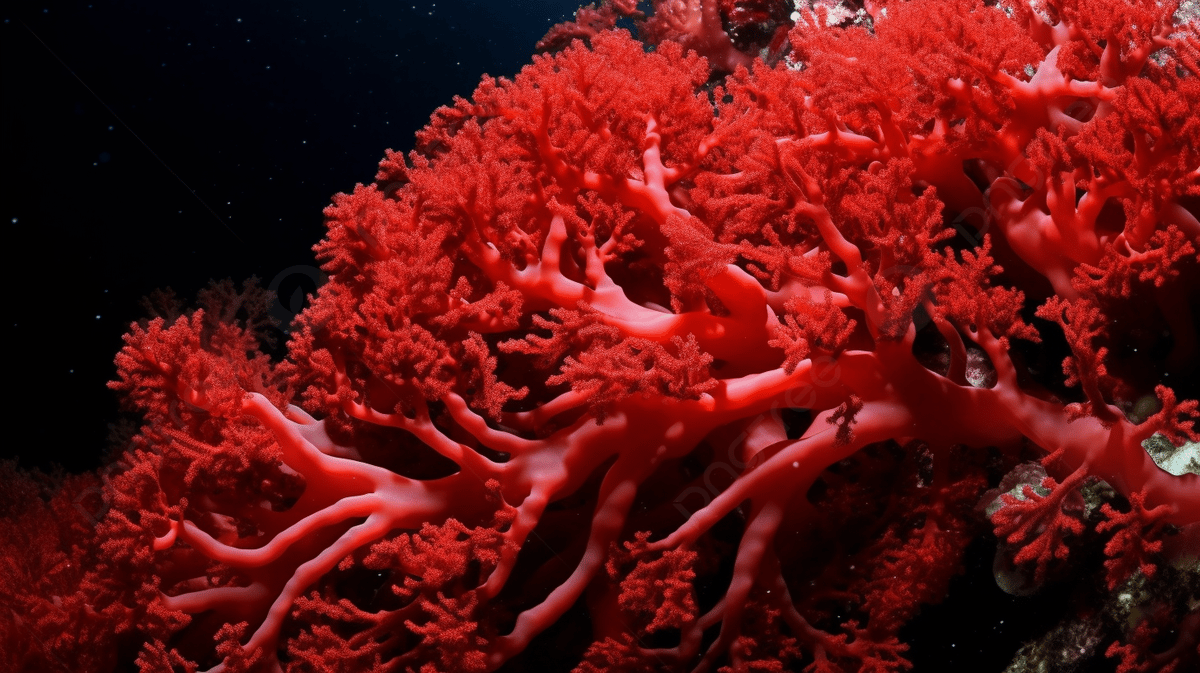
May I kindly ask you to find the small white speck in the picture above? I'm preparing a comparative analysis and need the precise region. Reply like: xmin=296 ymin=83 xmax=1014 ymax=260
xmin=792 ymin=461 xmax=799 ymax=468
xmin=95 ymin=315 xmax=101 ymax=319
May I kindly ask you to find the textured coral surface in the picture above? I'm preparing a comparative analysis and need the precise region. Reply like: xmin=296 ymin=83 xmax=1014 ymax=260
xmin=2 ymin=1 xmax=1199 ymax=672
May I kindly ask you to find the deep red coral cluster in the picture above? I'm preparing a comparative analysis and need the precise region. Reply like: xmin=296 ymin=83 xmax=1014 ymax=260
xmin=4 ymin=1 xmax=1200 ymax=672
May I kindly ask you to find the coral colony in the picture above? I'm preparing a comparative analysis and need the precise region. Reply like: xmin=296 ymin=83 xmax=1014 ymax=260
xmin=3 ymin=1 xmax=1199 ymax=672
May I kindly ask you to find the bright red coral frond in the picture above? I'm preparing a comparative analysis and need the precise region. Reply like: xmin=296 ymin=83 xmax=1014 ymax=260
xmin=1096 ymin=491 xmax=1173 ymax=590
xmin=769 ymin=290 xmax=856 ymax=374
xmin=1140 ymin=384 xmax=1200 ymax=447
xmin=930 ymin=236 xmax=1040 ymax=347
xmin=551 ymin=333 xmax=718 ymax=417
xmin=609 ymin=531 xmax=700 ymax=634
xmin=988 ymin=469 xmax=1088 ymax=586
xmin=1035 ymin=296 xmax=1122 ymax=423
xmin=404 ymin=592 xmax=490 ymax=673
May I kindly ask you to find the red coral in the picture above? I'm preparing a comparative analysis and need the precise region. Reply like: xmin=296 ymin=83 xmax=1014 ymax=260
xmin=607 ymin=531 xmax=699 ymax=634
xmin=573 ymin=634 xmax=660 ymax=673
xmin=1106 ymin=606 xmax=1200 ymax=673
xmin=768 ymin=290 xmax=856 ymax=374
xmin=9 ymin=1 xmax=1200 ymax=672
xmin=718 ymin=599 xmax=803 ymax=673
xmin=1096 ymin=491 xmax=1173 ymax=590
xmin=537 ymin=1 xmax=644 ymax=55
xmin=404 ymin=592 xmax=490 ymax=673
xmin=988 ymin=468 xmax=1088 ymax=586
xmin=1 ymin=465 xmax=133 ymax=673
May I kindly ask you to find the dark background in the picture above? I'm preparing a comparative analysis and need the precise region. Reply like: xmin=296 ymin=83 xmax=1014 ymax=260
xmin=3 ymin=0 xmax=583 ymax=473
xmin=0 ymin=2 xmax=1090 ymax=671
